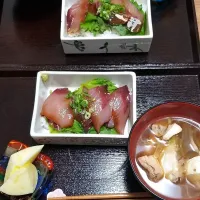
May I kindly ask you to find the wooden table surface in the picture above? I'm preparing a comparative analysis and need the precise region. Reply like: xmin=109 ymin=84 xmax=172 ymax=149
xmin=195 ymin=0 xmax=200 ymax=38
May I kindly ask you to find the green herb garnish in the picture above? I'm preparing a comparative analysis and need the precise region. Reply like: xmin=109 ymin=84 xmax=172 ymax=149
xmin=41 ymin=74 xmax=49 ymax=82
xmin=49 ymin=120 xmax=84 ymax=134
xmin=66 ymin=88 xmax=89 ymax=114
xmin=50 ymin=122 xmax=118 ymax=134
xmin=63 ymin=78 xmax=117 ymax=133
xmin=81 ymin=99 xmax=89 ymax=108
xmin=66 ymin=78 xmax=117 ymax=114
xmin=84 ymin=111 xmax=91 ymax=120
xmin=98 ymin=0 xmax=125 ymax=21
xmin=112 ymin=25 xmax=128 ymax=36
xmin=80 ymin=13 xmax=110 ymax=36
xmin=85 ymin=12 xmax=98 ymax=21
xmin=81 ymin=78 xmax=117 ymax=93
xmin=88 ymin=126 xmax=118 ymax=134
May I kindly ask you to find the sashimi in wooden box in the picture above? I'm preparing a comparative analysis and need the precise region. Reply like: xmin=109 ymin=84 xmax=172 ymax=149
xmin=30 ymin=71 xmax=136 ymax=146
xmin=60 ymin=0 xmax=153 ymax=54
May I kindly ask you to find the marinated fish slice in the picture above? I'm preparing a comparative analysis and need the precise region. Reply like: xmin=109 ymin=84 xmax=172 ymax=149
xmin=111 ymin=0 xmax=124 ymax=5
xmin=111 ymin=0 xmax=144 ymax=22
xmin=106 ymin=116 xmax=115 ymax=128
xmin=88 ymin=86 xmax=112 ymax=133
xmin=75 ymin=112 xmax=93 ymax=132
xmin=111 ymin=0 xmax=144 ymax=32
xmin=88 ymin=0 xmax=99 ymax=14
xmin=123 ymin=0 xmax=144 ymax=22
xmin=109 ymin=14 xmax=129 ymax=25
xmin=109 ymin=86 xmax=130 ymax=134
xmin=88 ymin=3 xmax=97 ymax=14
xmin=67 ymin=0 xmax=89 ymax=34
xmin=41 ymin=88 xmax=74 ymax=128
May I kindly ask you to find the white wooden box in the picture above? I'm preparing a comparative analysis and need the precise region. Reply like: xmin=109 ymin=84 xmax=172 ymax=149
xmin=30 ymin=71 xmax=136 ymax=146
xmin=60 ymin=0 xmax=153 ymax=54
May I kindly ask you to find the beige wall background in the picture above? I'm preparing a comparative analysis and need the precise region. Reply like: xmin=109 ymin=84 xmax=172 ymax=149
xmin=194 ymin=0 xmax=200 ymax=38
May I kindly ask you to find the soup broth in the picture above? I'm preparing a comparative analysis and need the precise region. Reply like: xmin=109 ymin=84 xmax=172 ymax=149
xmin=136 ymin=117 xmax=200 ymax=199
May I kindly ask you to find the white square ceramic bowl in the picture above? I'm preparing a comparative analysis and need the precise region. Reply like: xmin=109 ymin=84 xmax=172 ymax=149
xmin=30 ymin=71 xmax=136 ymax=146
xmin=60 ymin=0 xmax=153 ymax=54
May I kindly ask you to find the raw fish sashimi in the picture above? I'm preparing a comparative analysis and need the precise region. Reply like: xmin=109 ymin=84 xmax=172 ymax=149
xmin=88 ymin=3 xmax=97 ymax=14
xmin=111 ymin=0 xmax=124 ymax=5
xmin=88 ymin=0 xmax=99 ymax=14
xmin=75 ymin=113 xmax=93 ymax=132
xmin=41 ymin=88 xmax=74 ymax=128
xmin=88 ymin=86 xmax=112 ymax=132
xmin=123 ymin=0 xmax=144 ymax=22
xmin=109 ymin=86 xmax=130 ymax=134
xmin=67 ymin=0 xmax=89 ymax=34
xmin=111 ymin=0 xmax=144 ymax=22
xmin=106 ymin=116 xmax=115 ymax=128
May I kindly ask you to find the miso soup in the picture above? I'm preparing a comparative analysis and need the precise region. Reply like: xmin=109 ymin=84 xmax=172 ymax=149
xmin=136 ymin=117 xmax=200 ymax=199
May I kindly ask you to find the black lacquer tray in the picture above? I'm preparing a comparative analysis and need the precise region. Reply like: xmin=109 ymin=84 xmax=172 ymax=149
xmin=0 ymin=67 xmax=200 ymax=198
xmin=0 ymin=0 xmax=199 ymax=68
xmin=0 ymin=0 xmax=200 ymax=199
